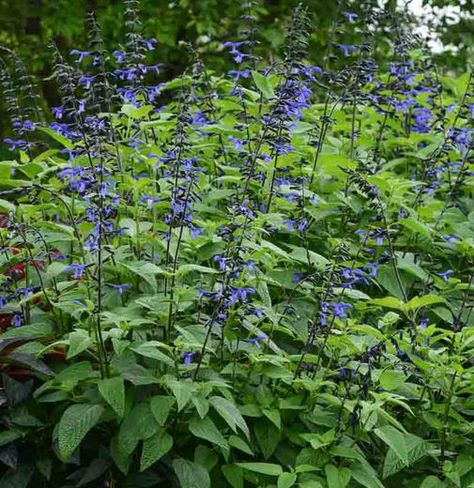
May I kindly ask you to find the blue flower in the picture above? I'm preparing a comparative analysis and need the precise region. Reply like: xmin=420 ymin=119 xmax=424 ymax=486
xmin=65 ymin=263 xmax=87 ymax=280
xmin=4 ymin=138 xmax=32 ymax=151
xmin=0 ymin=295 xmax=11 ymax=309
xmin=99 ymin=181 xmax=115 ymax=198
xmin=229 ymin=287 xmax=255 ymax=304
xmin=70 ymin=50 xmax=91 ymax=63
xmin=292 ymin=273 xmax=306 ymax=284
xmin=214 ymin=255 xmax=228 ymax=271
xmin=182 ymin=351 xmax=196 ymax=365
xmin=443 ymin=234 xmax=460 ymax=247
xmin=140 ymin=195 xmax=161 ymax=208
xmin=343 ymin=12 xmax=358 ymax=22
xmin=420 ymin=317 xmax=429 ymax=330
xmin=320 ymin=301 xmax=352 ymax=325
xmin=223 ymin=41 xmax=248 ymax=63
xmin=228 ymin=136 xmax=244 ymax=151
xmin=143 ymin=38 xmax=157 ymax=51
xmin=337 ymin=44 xmax=357 ymax=57
xmin=438 ymin=269 xmax=454 ymax=282
xmin=248 ymin=307 xmax=266 ymax=318
xmin=228 ymin=69 xmax=251 ymax=80
xmin=52 ymin=106 xmax=65 ymax=119
xmin=190 ymin=225 xmax=203 ymax=239
xmin=365 ymin=262 xmax=379 ymax=279
xmin=113 ymin=50 xmax=126 ymax=63
xmin=78 ymin=75 xmax=96 ymax=89
xmin=333 ymin=302 xmax=352 ymax=318
xmin=109 ymin=284 xmax=132 ymax=294
xmin=16 ymin=287 xmax=36 ymax=299
xmin=12 ymin=314 xmax=23 ymax=327
xmin=242 ymin=332 xmax=268 ymax=348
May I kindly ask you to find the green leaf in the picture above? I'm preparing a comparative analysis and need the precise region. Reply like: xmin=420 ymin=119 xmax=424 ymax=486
xmin=378 ymin=370 xmax=406 ymax=391
xmin=420 ymin=476 xmax=445 ymax=488
xmin=399 ymin=217 xmax=432 ymax=239
xmin=121 ymin=261 xmax=163 ymax=291
xmin=286 ymin=245 xmax=328 ymax=270
xmin=140 ymin=429 xmax=173 ymax=472
xmin=54 ymin=362 xmax=93 ymax=389
xmin=382 ymin=433 xmax=431 ymax=478
xmin=222 ymin=465 xmax=244 ymax=488
xmin=376 ymin=265 xmax=409 ymax=300
xmin=168 ymin=380 xmax=196 ymax=412
xmin=406 ymin=294 xmax=446 ymax=312
xmin=37 ymin=127 xmax=74 ymax=149
xmin=173 ymin=458 xmax=211 ymax=488
xmin=192 ymin=394 xmax=209 ymax=418
xmin=188 ymin=415 xmax=228 ymax=450
xmin=194 ymin=445 xmax=218 ymax=471
xmin=228 ymin=435 xmax=254 ymax=455
xmin=350 ymin=464 xmax=384 ymax=488
xmin=111 ymin=435 xmax=131 ymax=475
xmin=118 ymin=403 xmax=159 ymax=459
xmin=251 ymin=71 xmax=275 ymax=99
xmin=0 ymin=429 xmax=22 ymax=447
xmin=262 ymin=408 xmax=281 ymax=429
xmin=255 ymin=418 xmax=280 ymax=458
xmin=278 ymin=472 xmax=297 ymax=488
xmin=237 ymin=462 xmax=283 ymax=476
xmin=149 ymin=396 xmax=175 ymax=425
xmin=122 ymin=104 xmax=154 ymax=119
xmin=98 ymin=377 xmax=125 ymax=418
xmin=130 ymin=342 xmax=175 ymax=367
xmin=0 ymin=199 xmax=16 ymax=212
xmin=58 ymin=404 xmax=104 ymax=461
xmin=67 ymin=329 xmax=93 ymax=359
xmin=324 ymin=464 xmax=351 ymax=488
xmin=432 ymin=307 xmax=453 ymax=324
xmin=374 ymin=426 xmax=409 ymax=465
xmin=397 ymin=254 xmax=429 ymax=281
xmin=176 ymin=264 xmax=219 ymax=277
xmin=210 ymin=396 xmax=249 ymax=439
xmin=119 ymin=218 xmax=152 ymax=238
xmin=370 ymin=297 xmax=405 ymax=311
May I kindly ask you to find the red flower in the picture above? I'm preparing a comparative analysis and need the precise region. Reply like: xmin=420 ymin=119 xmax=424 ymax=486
xmin=0 ymin=313 xmax=13 ymax=331
xmin=5 ymin=263 xmax=25 ymax=280
xmin=0 ymin=213 xmax=10 ymax=228
xmin=45 ymin=348 xmax=66 ymax=363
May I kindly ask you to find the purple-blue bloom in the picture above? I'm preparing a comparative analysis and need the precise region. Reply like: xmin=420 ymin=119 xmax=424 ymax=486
xmin=70 ymin=50 xmax=91 ymax=62
xmin=438 ymin=269 xmax=454 ymax=282
xmin=65 ymin=263 xmax=88 ymax=280
xmin=337 ymin=44 xmax=357 ymax=57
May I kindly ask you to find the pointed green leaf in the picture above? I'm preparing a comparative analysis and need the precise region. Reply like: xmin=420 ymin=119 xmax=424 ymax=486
xmin=251 ymin=71 xmax=275 ymax=99
xmin=375 ymin=426 xmax=408 ymax=464
xmin=58 ymin=404 xmax=104 ymax=461
xmin=278 ymin=472 xmax=297 ymax=488
xmin=188 ymin=415 xmax=228 ymax=450
xmin=236 ymin=462 xmax=283 ymax=476
xmin=324 ymin=464 xmax=352 ymax=488
xmin=130 ymin=342 xmax=175 ymax=367
xmin=168 ymin=380 xmax=196 ymax=412
xmin=140 ymin=429 xmax=173 ymax=472
xmin=210 ymin=396 xmax=249 ymax=438
xmin=98 ymin=377 xmax=125 ymax=418
xmin=222 ymin=465 xmax=244 ymax=488
xmin=150 ymin=395 xmax=175 ymax=425
xmin=173 ymin=458 xmax=210 ymax=488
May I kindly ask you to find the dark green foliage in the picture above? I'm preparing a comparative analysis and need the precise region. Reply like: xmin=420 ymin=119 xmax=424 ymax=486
xmin=0 ymin=1 xmax=473 ymax=487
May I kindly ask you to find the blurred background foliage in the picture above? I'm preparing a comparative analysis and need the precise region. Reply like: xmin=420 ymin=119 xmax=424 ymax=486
xmin=0 ymin=0 xmax=472 ymax=132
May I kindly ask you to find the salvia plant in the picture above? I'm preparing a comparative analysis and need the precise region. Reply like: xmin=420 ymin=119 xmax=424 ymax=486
xmin=0 ymin=1 xmax=473 ymax=487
